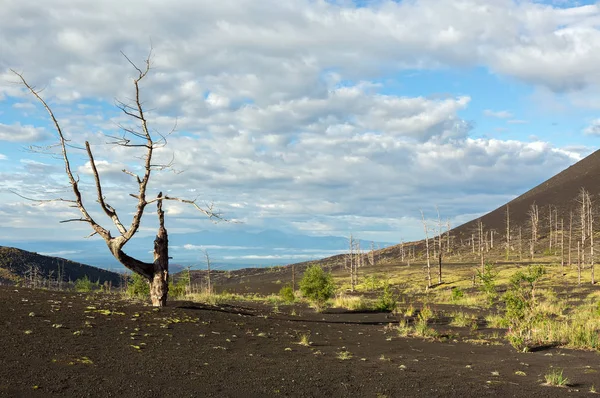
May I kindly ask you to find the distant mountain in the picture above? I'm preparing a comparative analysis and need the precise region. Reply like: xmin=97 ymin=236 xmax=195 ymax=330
xmin=1 ymin=230 xmax=392 ymax=271
xmin=0 ymin=246 xmax=122 ymax=285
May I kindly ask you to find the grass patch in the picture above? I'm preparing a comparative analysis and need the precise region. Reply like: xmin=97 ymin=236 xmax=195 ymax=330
xmin=544 ymin=368 xmax=569 ymax=387
xmin=449 ymin=311 xmax=476 ymax=328
xmin=330 ymin=294 xmax=372 ymax=311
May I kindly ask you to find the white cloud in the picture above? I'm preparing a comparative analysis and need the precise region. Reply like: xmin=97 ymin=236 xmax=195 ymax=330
xmin=0 ymin=122 xmax=48 ymax=142
xmin=38 ymin=250 xmax=81 ymax=257
xmin=0 ymin=154 xmax=6 ymax=160
xmin=484 ymin=110 xmax=513 ymax=118
xmin=181 ymin=244 xmax=256 ymax=251
xmin=583 ymin=119 xmax=600 ymax=135
xmin=3 ymin=0 xmax=600 ymax=102
xmin=12 ymin=102 xmax=35 ymax=109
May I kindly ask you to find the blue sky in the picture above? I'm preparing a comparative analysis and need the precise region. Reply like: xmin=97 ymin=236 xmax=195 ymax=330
xmin=1 ymin=0 xmax=599 ymax=270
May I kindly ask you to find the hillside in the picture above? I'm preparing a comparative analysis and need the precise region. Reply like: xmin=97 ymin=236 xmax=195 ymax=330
xmin=295 ymin=148 xmax=600 ymax=266
xmin=0 ymin=246 xmax=122 ymax=286
xmin=451 ymin=149 xmax=600 ymax=242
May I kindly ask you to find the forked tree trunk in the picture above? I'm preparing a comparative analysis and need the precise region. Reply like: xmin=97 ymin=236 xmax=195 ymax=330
xmin=151 ymin=194 xmax=169 ymax=307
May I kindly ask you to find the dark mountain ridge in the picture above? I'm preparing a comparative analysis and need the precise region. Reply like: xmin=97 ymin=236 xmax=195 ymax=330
xmin=0 ymin=246 xmax=122 ymax=286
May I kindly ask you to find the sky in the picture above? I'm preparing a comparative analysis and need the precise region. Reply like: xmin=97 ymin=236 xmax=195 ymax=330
xmin=1 ymin=0 xmax=600 ymax=270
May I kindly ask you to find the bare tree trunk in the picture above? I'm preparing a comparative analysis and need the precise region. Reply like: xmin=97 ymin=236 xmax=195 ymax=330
xmin=436 ymin=207 xmax=443 ymax=284
xmin=561 ymin=218 xmax=564 ymax=269
xmin=519 ymin=226 xmax=523 ymax=262
xmin=446 ymin=220 xmax=451 ymax=254
xmin=292 ymin=263 xmax=295 ymax=291
xmin=421 ymin=210 xmax=432 ymax=288
xmin=589 ymin=193 xmax=594 ymax=284
xmin=348 ymin=234 xmax=355 ymax=292
xmin=478 ymin=219 xmax=484 ymax=273
xmin=579 ymin=188 xmax=588 ymax=278
xmin=203 ymin=249 xmax=212 ymax=294
xmin=549 ymin=205 xmax=553 ymax=251
xmin=438 ymin=251 xmax=442 ymax=285
xmin=555 ymin=208 xmax=559 ymax=248
xmin=529 ymin=203 xmax=539 ymax=260
xmin=150 ymin=193 xmax=169 ymax=307
xmin=578 ymin=241 xmax=582 ymax=285
xmin=506 ymin=205 xmax=510 ymax=261
xmin=400 ymin=239 xmax=405 ymax=263
xmin=569 ymin=210 xmax=573 ymax=267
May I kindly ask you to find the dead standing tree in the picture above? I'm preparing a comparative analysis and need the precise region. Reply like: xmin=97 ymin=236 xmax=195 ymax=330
xmin=528 ymin=203 xmax=539 ymax=260
xmin=420 ymin=210 xmax=432 ymax=288
xmin=12 ymin=53 xmax=222 ymax=306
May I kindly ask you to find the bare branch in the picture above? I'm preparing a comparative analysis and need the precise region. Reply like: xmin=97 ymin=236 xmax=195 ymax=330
xmin=9 ymin=189 xmax=76 ymax=205
xmin=85 ymin=141 xmax=128 ymax=236
xmin=59 ymin=218 xmax=90 ymax=224
xmin=146 ymin=194 xmax=226 ymax=222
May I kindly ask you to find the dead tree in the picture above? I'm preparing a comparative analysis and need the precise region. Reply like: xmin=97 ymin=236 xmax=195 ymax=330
xmin=505 ymin=205 xmax=510 ymax=260
xmin=346 ymin=234 xmax=356 ymax=292
xmin=587 ymin=192 xmax=595 ymax=284
xmin=577 ymin=188 xmax=590 ymax=283
xmin=400 ymin=239 xmax=405 ymax=263
xmin=446 ymin=220 xmax=451 ymax=254
xmin=578 ymin=241 xmax=582 ymax=285
xmin=561 ymin=218 xmax=565 ymax=269
xmin=12 ymin=53 xmax=222 ymax=306
xmin=554 ymin=207 xmax=559 ymax=249
xmin=202 ymin=249 xmax=212 ymax=295
xmin=518 ymin=226 xmax=523 ymax=261
xmin=569 ymin=210 xmax=573 ymax=267
xmin=548 ymin=205 xmax=553 ymax=252
xmin=436 ymin=206 xmax=443 ymax=284
xmin=478 ymin=219 xmax=484 ymax=273
xmin=528 ymin=203 xmax=539 ymax=260
xmin=420 ymin=210 xmax=432 ymax=288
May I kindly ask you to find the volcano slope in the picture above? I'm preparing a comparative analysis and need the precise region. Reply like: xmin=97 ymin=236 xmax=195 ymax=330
xmin=1 ymin=285 xmax=597 ymax=398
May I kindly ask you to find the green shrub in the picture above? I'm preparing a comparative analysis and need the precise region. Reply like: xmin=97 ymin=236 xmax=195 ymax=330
xmin=374 ymin=284 xmax=397 ymax=312
xmin=451 ymin=287 xmax=464 ymax=302
xmin=364 ymin=275 xmax=381 ymax=292
xmin=127 ymin=273 xmax=150 ymax=299
xmin=74 ymin=275 xmax=94 ymax=292
xmin=299 ymin=265 xmax=335 ymax=308
xmin=279 ymin=285 xmax=295 ymax=303
xmin=169 ymin=274 xmax=189 ymax=299
xmin=502 ymin=265 xmax=546 ymax=350
xmin=476 ymin=262 xmax=498 ymax=304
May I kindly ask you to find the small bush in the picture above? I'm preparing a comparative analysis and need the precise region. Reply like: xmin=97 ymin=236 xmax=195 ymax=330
xmin=451 ymin=287 xmax=464 ymax=302
xmin=477 ymin=262 xmax=498 ymax=304
xmin=374 ymin=284 xmax=397 ymax=312
xmin=279 ymin=285 xmax=295 ymax=303
xmin=127 ymin=273 xmax=150 ymax=299
xmin=502 ymin=265 xmax=546 ymax=350
xmin=74 ymin=276 xmax=94 ymax=292
xmin=364 ymin=275 xmax=381 ymax=292
xmin=299 ymin=265 xmax=335 ymax=309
